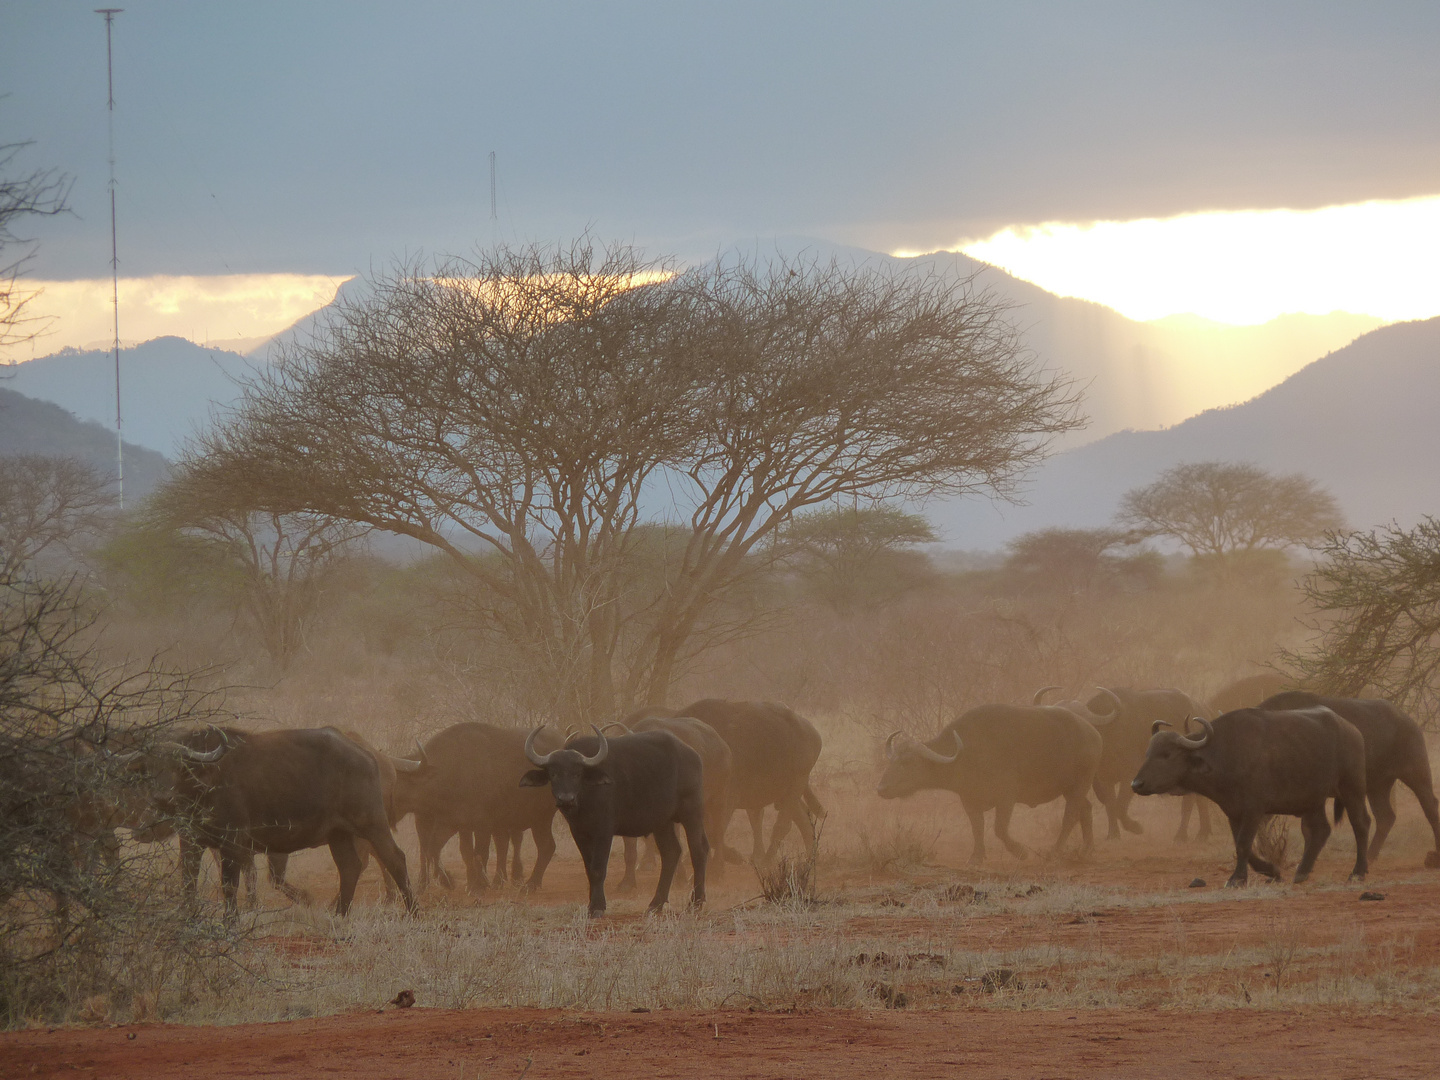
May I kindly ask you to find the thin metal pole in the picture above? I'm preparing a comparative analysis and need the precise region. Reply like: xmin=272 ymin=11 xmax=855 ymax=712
xmin=97 ymin=8 xmax=123 ymax=509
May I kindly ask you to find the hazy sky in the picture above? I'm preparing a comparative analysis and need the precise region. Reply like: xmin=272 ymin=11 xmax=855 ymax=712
xmin=3 ymin=1 xmax=1440 ymax=343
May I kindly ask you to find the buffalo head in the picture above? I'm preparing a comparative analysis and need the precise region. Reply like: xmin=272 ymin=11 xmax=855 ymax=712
xmin=876 ymin=729 xmax=963 ymax=799
xmin=1131 ymin=717 xmax=1213 ymax=795
xmin=520 ymin=725 xmax=612 ymax=815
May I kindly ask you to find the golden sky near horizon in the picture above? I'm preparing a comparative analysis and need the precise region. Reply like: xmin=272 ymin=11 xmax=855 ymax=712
xmin=940 ymin=194 xmax=1440 ymax=325
xmin=2 ymin=274 xmax=350 ymax=360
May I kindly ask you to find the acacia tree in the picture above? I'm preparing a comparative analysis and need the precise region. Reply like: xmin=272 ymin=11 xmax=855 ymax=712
xmin=147 ymin=472 xmax=366 ymax=670
xmin=0 ymin=456 xmax=112 ymax=579
xmin=1118 ymin=461 xmax=1343 ymax=560
xmin=1286 ymin=518 xmax=1440 ymax=726
xmin=784 ymin=505 xmax=938 ymax=613
xmin=184 ymin=240 xmax=1080 ymax=719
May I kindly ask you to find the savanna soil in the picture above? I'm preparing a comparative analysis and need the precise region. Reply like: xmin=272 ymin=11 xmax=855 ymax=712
xmin=5 ymin=1005 xmax=1439 ymax=1079
xmin=6 ymin=782 xmax=1440 ymax=1077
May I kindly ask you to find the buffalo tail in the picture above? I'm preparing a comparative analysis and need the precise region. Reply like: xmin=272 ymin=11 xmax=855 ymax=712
xmin=1334 ymin=799 xmax=1346 ymax=825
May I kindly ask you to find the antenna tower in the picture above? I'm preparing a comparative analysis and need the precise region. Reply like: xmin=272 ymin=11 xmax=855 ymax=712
xmin=97 ymin=8 xmax=124 ymax=509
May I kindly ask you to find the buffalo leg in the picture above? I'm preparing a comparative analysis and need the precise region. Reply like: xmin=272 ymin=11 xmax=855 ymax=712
xmin=746 ymin=808 xmax=767 ymax=864
xmin=526 ymin=820 xmax=556 ymax=891
xmin=712 ymin=806 xmax=746 ymax=864
xmin=329 ymin=833 xmax=364 ymax=916
xmin=510 ymin=830 xmax=525 ymax=881
xmin=683 ymin=817 xmax=709 ymax=910
xmin=992 ymin=800 xmax=1029 ymax=860
xmin=1343 ymin=792 xmax=1371 ymax=881
xmin=1293 ymin=809 xmax=1331 ymax=884
xmin=1399 ymin=771 xmax=1440 ymax=867
xmin=639 ymin=836 xmax=659 ymax=871
xmin=1053 ymin=790 xmax=1094 ymax=857
xmin=1194 ymin=796 xmax=1213 ymax=839
xmin=582 ymin=832 xmax=612 ymax=917
xmin=361 ymin=825 xmax=416 ymax=914
xmin=763 ymin=793 xmax=817 ymax=867
xmin=1367 ymin=778 xmax=1398 ymax=864
xmin=619 ymin=837 xmax=640 ymax=892
xmin=961 ymin=797 xmax=987 ymax=865
xmin=267 ymin=853 xmax=310 ymax=905
xmin=1111 ymin=786 xmax=1143 ymax=834
xmin=1228 ymin=814 xmax=1273 ymax=886
xmin=179 ymin=835 xmax=204 ymax=903
xmin=217 ymin=849 xmax=245 ymax=920
xmin=460 ymin=828 xmax=491 ymax=894
xmin=705 ymin=798 xmax=728 ymax=881
xmin=648 ymin=824 xmax=682 ymax=914
xmin=242 ymin=857 xmax=259 ymax=908
xmin=1092 ymin=779 xmax=1123 ymax=840
xmin=1175 ymin=795 xmax=1195 ymax=842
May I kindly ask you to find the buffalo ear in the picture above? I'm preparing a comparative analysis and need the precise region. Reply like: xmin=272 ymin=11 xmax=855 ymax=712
xmin=583 ymin=768 xmax=613 ymax=785
xmin=519 ymin=769 xmax=551 ymax=788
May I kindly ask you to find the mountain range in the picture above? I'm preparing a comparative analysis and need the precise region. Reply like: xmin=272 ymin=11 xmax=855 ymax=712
xmin=1 ymin=245 xmax=1423 ymax=547
xmin=930 ymin=316 xmax=1440 ymax=549
xmin=0 ymin=386 xmax=169 ymax=498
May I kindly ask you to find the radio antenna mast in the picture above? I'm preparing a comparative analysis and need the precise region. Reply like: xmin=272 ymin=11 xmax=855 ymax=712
xmin=97 ymin=8 xmax=124 ymax=509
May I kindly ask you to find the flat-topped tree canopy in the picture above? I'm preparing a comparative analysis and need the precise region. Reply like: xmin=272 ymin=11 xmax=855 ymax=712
xmin=179 ymin=238 xmax=1082 ymax=721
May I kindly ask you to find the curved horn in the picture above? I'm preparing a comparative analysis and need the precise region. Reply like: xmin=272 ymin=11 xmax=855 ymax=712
xmin=1092 ymin=687 xmax=1124 ymax=716
xmin=1151 ymin=719 xmax=1174 ymax=736
xmin=524 ymin=726 xmax=557 ymax=767
xmin=1177 ymin=716 xmax=1213 ymax=750
xmin=391 ymin=756 xmax=423 ymax=774
xmin=564 ymin=725 xmax=580 ymax=741
xmin=915 ymin=729 xmax=962 ymax=764
xmin=601 ymin=721 xmax=633 ymax=736
xmin=154 ymin=741 xmax=226 ymax=764
xmin=577 ymin=725 xmax=609 ymax=768
xmin=414 ymin=740 xmax=430 ymax=766
xmin=103 ymin=749 xmax=142 ymax=766
xmin=884 ymin=731 xmax=902 ymax=762
xmin=1032 ymin=685 xmax=1062 ymax=706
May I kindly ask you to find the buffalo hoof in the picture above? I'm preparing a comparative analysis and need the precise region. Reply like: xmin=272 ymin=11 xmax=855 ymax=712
xmin=587 ymin=907 xmax=606 ymax=919
xmin=1425 ymin=851 xmax=1440 ymax=869
xmin=1122 ymin=820 xmax=1144 ymax=835
xmin=1348 ymin=871 xmax=1367 ymax=882
xmin=617 ymin=877 xmax=638 ymax=895
xmin=1292 ymin=871 xmax=1311 ymax=885
xmin=1224 ymin=876 xmax=1247 ymax=889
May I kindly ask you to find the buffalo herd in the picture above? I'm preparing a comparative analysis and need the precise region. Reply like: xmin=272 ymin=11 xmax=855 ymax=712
xmin=116 ymin=679 xmax=1440 ymax=918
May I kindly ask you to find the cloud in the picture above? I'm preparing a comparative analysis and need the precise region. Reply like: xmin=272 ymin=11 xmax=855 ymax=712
xmin=940 ymin=195 xmax=1440 ymax=325
xmin=2 ymin=274 xmax=348 ymax=358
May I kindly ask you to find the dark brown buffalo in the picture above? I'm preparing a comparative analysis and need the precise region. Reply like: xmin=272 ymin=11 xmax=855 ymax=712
xmin=877 ymin=704 xmax=1102 ymax=862
xmin=521 ymin=726 xmax=709 ymax=917
xmin=395 ymin=723 xmax=559 ymax=893
xmin=255 ymin=729 xmax=420 ymax=906
xmin=1131 ymin=707 xmax=1371 ymax=886
xmin=630 ymin=699 xmax=822 ymax=866
xmin=605 ymin=716 xmax=733 ymax=889
xmin=1070 ymin=686 xmax=1217 ymax=841
xmin=151 ymin=726 xmax=415 ymax=917
xmin=1258 ymin=691 xmax=1440 ymax=867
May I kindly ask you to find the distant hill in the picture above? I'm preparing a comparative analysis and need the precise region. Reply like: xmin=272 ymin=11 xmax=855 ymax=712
xmin=2 ymin=337 xmax=259 ymax=458
xmin=930 ymin=317 xmax=1440 ymax=549
xmin=0 ymin=387 xmax=170 ymax=499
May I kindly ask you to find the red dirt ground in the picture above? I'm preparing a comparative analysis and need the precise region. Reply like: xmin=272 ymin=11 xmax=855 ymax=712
xmin=3 ymin=1006 xmax=1436 ymax=1079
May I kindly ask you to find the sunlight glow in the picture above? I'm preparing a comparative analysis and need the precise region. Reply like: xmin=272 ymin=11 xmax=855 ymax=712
xmin=905 ymin=195 xmax=1440 ymax=325
xmin=3 ymin=274 xmax=350 ymax=358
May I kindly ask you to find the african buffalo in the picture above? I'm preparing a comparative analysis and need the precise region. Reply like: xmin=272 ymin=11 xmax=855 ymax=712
xmin=147 ymin=726 xmax=415 ymax=917
xmin=395 ymin=723 xmax=559 ymax=894
xmin=1258 ymin=691 xmax=1440 ymax=867
xmin=631 ymin=699 xmax=822 ymax=866
xmin=521 ymin=726 xmax=708 ymax=917
xmin=877 ymin=704 xmax=1103 ymax=863
xmin=605 ymin=716 xmax=733 ymax=889
xmin=1131 ymin=707 xmax=1371 ymax=886
xmin=1069 ymin=686 xmax=1218 ymax=842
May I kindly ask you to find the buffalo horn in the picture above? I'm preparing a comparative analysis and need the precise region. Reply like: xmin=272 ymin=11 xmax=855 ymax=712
xmin=884 ymin=731 xmax=902 ymax=762
xmin=1177 ymin=716 xmax=1213 ymax=750
xmin=524 ymin=726 xmax=557 ymax=767
xmin=578 ymin=725 xmax=609 ymax=768
xmin=601 ymin=721 xmax=633 ymax=736
xmin=1151 ymin=720 xmax=1174 ymax=736
xmin=1093 ymin=687 xmax=1124 ymax=716
xmin=391 ymin=755 xmax=424 ymax=773
xmin=414 ymin=740 xmax=430 ymax=766
xmin=1032 ymin=686 xmax=1062 ymax=706
xmin=154 ymin=741 xmax=226 ymax=764
xmin=103 ymin=749 xmax=142 ymax=766
xmin=915 ymin=729 xmax=962 ymax=764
